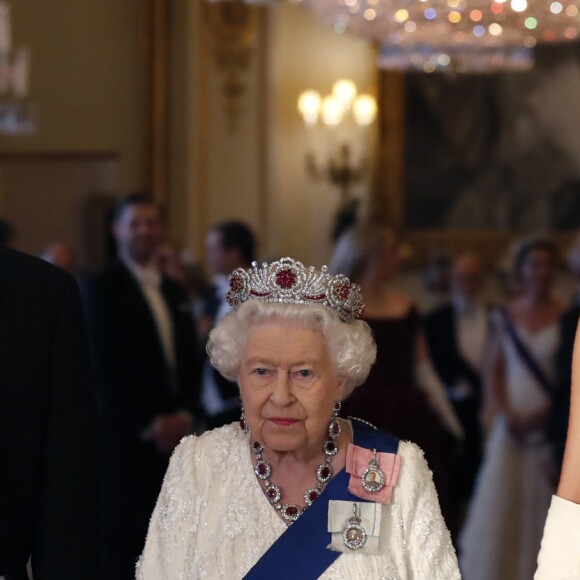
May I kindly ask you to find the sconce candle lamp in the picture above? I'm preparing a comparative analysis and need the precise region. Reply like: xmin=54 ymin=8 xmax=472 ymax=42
xmin=297 ymin=79 xmax=377 ymax=240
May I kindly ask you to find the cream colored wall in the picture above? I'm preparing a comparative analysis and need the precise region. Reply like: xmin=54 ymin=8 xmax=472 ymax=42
xmin=171 ymin=2 xmax=375 ymax=268
xmin=267 ymin=4 xmax=375 ymax=266
xmin=168 ymin=2 xmax=269 ymax=262
xmin=0 ymin=0 xmax=147 ymax=193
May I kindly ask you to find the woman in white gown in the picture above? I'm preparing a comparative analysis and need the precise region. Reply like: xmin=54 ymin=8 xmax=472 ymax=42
xmin=137 ymin=258 xmax=460 ymax=579
xmin=460 ymin=238 xmax=564 ymax=580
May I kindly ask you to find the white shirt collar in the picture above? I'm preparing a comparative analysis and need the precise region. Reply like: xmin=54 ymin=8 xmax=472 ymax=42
xmin=453 ymin=294 xmax=483 ymax=316
xmin=121 ymin=253 xmax=161 ymax=287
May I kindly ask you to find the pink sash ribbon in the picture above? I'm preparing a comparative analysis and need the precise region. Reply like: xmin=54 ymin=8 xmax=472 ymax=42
xmin=345 ymin=443 xmax=401 ymax=503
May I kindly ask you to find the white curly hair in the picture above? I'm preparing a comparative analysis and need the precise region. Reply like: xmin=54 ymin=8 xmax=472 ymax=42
xmin=207 ymin=300 xmax=376 ymax=399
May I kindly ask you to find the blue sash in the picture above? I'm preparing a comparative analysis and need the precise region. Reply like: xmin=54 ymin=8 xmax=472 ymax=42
xmin=243 ymin=419 xmax=399 ymax=580
xmin=499 ymin=307 xmax=555 ymax=396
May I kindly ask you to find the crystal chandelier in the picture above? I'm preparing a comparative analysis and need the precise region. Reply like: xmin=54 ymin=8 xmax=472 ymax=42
xmin=306 ymin=0 xmax=580 ymax=72
xmin=206 ymin=0 xmax=286 ymax=3
xmin=0 ymin=1 xmax=35 ymax=134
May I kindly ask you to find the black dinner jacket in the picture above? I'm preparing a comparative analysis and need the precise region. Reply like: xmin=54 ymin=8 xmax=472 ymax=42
xmin=0 ymin=248 xmax=100 ymax=580
xmin=423 ymin=303 xmax=483 ymax=398
xmin=86 ymin=259 xmax=200 ymax=433
xmin=84 ymin=260 xmax=200 ymax=535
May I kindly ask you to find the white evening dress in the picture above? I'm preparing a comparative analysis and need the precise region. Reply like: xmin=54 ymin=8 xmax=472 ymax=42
xmin=459 ymin=320 xmax=557 ymax=580
xmin=137 ymin=423 xmax=460 ymax=579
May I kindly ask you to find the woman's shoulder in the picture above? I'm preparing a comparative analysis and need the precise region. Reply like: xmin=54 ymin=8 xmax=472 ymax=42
xmin=397 ymin=440 xmax=429 ymax=474
xmin=171 ymin=423 xmax=247 ymax=469
xmin=392 ymin=440 xmax=437 ymax=500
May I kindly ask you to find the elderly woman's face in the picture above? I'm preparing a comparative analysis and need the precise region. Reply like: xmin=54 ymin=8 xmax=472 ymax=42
xmin=238 ymin=318 xmax=344 ymax=454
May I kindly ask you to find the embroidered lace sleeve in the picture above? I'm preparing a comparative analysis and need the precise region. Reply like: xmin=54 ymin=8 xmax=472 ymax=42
xmin=397 ymin=441 xmax=461 ymax=579
xmin=136 ymin=435 xmax=198 ymax=579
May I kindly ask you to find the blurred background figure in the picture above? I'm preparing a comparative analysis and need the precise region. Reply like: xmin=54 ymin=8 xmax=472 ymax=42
xmin=424 ymin=253 xmax=488 ymax=535
xmin=0 ymin=218 xmax=16 ymax=248
xmin=154 ymin=242 xmax=210 ymax=321
xmin=423 ymin=247 xmax=453 ymax=313
xmin=460 ymin=237 xmax=564 ymax=580
xmin=154 ymin=241 xmax=187 ymax=286
xmin=199 ymin=220 xmax=256 ymax=429
xmin=83 ymin=193 xmax=200 ymax=579
xmin=41 ymin=242 xmax=77 ymax=276
xmin=329 ymin=224 xmax=463 ymax=521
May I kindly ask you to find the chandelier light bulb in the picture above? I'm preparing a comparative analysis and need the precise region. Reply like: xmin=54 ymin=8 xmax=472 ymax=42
xmin=524 ymin=35 xmax=537 ymax=46
xmin=363 ymin=8 xmax=376 ymax=20
xmin=511 ymin=0 xmax=528 ymax=12
xmin=321 ymin=95 xmax=344 ymax=126
xmin=525 ymin=16 xmax=538 ymax=29
xmin=332 ymin=79 xmax=357 ymax=109
xmin=353 ymin=94 xmax=377 ymax=126
xmin=297 ymin=90 xmax=321 ymax=126
xmin=395 ymin=9 xmax=410 ymax=23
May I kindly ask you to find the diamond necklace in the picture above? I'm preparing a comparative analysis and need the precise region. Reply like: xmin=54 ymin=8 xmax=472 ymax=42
xmin=250 ymin=401 xmax=342 ymax=524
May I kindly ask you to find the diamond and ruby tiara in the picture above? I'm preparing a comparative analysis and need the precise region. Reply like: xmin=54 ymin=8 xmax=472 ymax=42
xmin=225 ymin=257 xmax=364 ymax=323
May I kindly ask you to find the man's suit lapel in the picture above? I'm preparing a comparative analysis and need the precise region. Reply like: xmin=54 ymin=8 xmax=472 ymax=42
xmin=115 ymin=260 xmax=170 ymax=370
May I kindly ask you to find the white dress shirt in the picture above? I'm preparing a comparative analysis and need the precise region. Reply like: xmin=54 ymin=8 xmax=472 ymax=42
xmin=450 ymin=296 xmax=488 ymax=401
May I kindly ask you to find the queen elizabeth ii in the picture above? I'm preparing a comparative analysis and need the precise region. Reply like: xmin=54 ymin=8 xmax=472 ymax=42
xmin=137 ymin=258 xmax=460 ymax=579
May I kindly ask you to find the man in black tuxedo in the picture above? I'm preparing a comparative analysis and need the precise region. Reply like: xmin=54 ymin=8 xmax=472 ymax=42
xmin=84 ymin=194 xmax=199 ymax=579
xmin=0 ymin=247 xmax=100 ymax=580
xmin=199 ymin=221 xmax=256 ymax=429
xmin=424 ymin=254 xmax=488 ymax=531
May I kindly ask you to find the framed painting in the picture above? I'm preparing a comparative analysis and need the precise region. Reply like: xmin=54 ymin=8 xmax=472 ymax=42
xmin=374 ymin=43 xmax=580 ymax=265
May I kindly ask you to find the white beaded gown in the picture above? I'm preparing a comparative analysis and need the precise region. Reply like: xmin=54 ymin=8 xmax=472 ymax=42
xmin=137 ymin=423 xmax=460 ymax=579
xmin=459 ymin=320 xmax=557 ymax=580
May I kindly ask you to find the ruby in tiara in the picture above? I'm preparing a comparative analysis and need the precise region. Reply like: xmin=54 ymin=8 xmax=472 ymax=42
xmin=276 ymin=268 xmax=297 ymax=289
xmin=225 ymin=257 xmax=365 ymax=323
xmin=230 ymin=275 xmax=244 ymax=293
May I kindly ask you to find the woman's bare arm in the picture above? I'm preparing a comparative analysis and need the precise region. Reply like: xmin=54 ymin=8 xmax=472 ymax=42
xmin=557 ymin=320 xmax=580 ymax=503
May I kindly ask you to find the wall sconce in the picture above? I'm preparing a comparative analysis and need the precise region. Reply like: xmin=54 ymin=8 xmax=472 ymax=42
xmin=297 ymin=79 xmax=377 ymax=240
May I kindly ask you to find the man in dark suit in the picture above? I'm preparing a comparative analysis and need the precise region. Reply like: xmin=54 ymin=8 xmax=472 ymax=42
xmin=199 ymin=221 xmax=256 ymax=429
xmin=0 ymin=247 xmax=100 ymax=580
xmin=424 ymin=253 xmax=488 ymax=532
xmin=84 ymin=194 xmax=199 ymax=579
